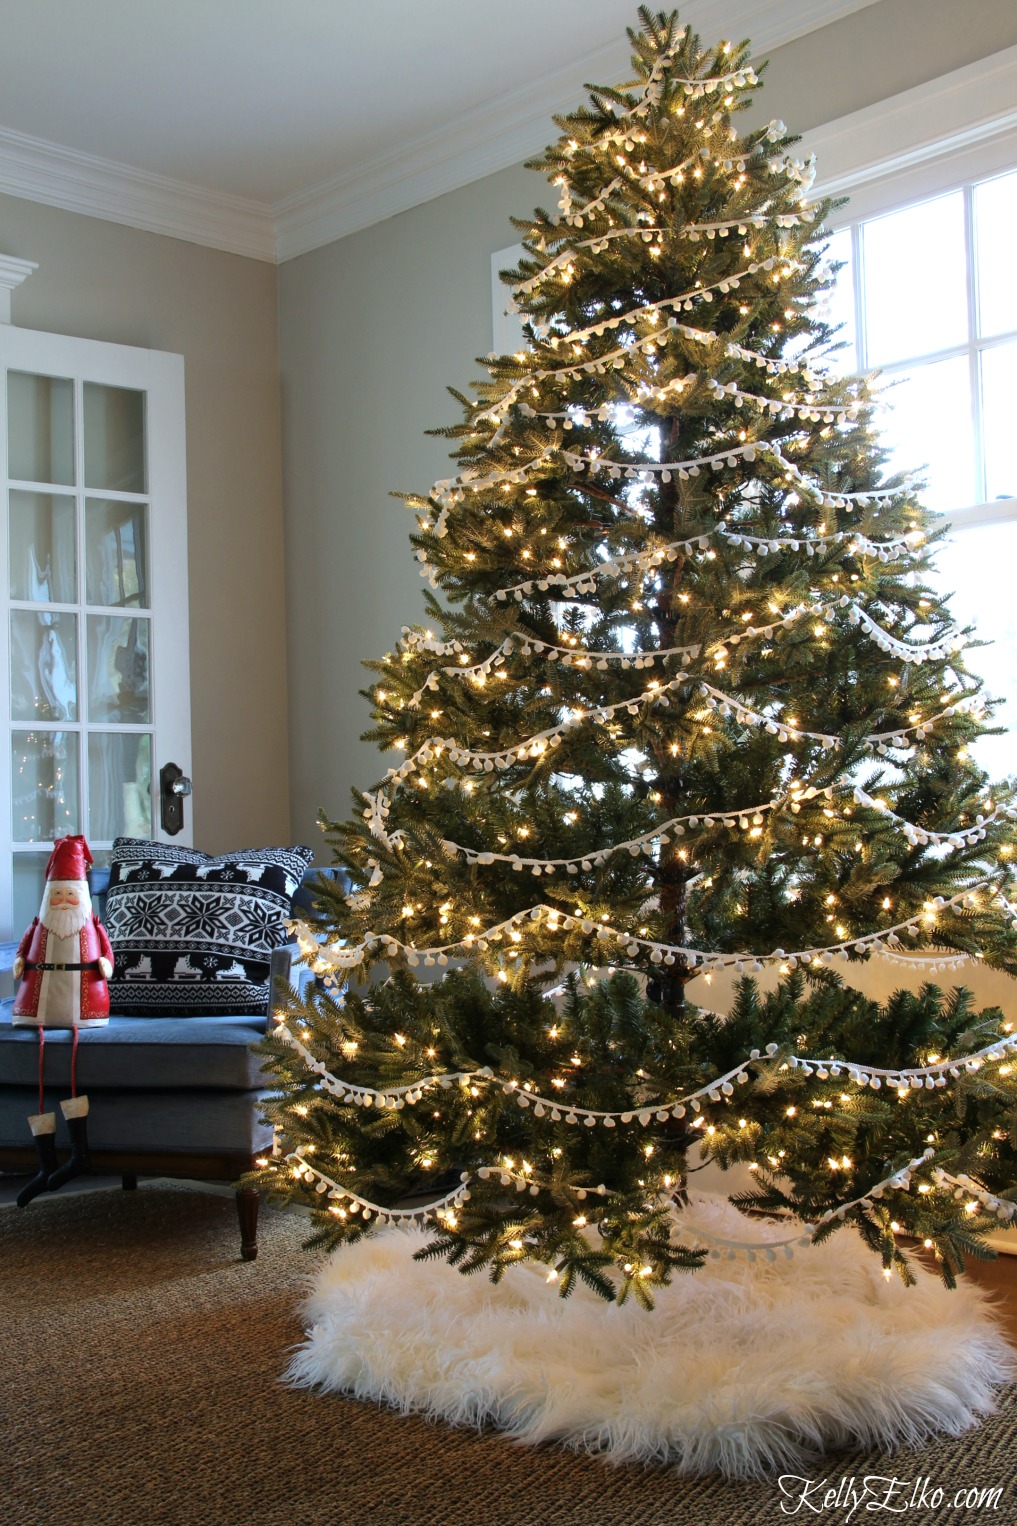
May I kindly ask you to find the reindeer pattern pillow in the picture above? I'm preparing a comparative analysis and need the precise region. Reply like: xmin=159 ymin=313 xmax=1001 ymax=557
xmin=104 ymin=838 xmax=313 ymax=1017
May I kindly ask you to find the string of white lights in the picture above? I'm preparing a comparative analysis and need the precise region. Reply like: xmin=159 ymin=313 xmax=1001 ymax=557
xmin=275 ymin=1013 xmax=1017 ymax=1126
xmin=510 ymin=224 xmax=668 ymax=297
xmin=512 ymin=233 xmax=790 ymax=299
xmin=281 ymin=1142 xmax=939 ymax=1267
xmin=560 ymin=443 xmax=912 ymax=508
xmin=429 ymin=446 xmax=557 ymax=518
xmin=706 ymin=376 xmax=860 ymax=423
xmin=481 ymin=523 xmax=920 ymax=605
xmin=300 ymin=879 xmax=1004 ymax=979
xmin=672 ymin=1149 xmax=937 ymax=1260
xmin=555 ymin=148 xmax=717 ymax=228
xmin=483 ymin=307 xmax=817 ymax=427
xmin=384 ymin=673 xmax=979 ymax=789
xmin=507 ymin=350 xmax=827 ymax=428
xmin=931 ymin=1169 xmax=1017 ymax=1223
xmin=365 ymin=681 xmax=984 ymax=862
xmin=718 ymin=524 xmax=919 ymax=557
xmin=438 ymin=798 xmax=781 ymax=874
xmin=852 ymin=788 xmax=1011 ymax=848
xmin=698 ymin=680 xmax=981 ymax=751
xmin=570 ymin=95 xmax=776 ymax=165
xmin=433 ymin=778 xmax=1005 ymax=877
xmin=354 ymin=762 xmax=996 ymax=889
xmin=581 ymin=24 xmax=708 ymax=140
xmin=285 ymin=1149 xmax=473 ymax=1224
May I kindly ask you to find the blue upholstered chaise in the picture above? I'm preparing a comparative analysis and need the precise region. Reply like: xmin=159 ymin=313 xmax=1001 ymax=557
xmin=0 ymin=864 xmax=340 ymax=1258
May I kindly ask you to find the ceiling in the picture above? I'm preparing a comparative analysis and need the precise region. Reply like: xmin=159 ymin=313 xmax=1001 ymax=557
xmin=0 ymin=0 xmax=880 ymax=261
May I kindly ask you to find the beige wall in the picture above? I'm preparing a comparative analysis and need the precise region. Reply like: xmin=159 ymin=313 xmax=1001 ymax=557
xmin=755 ymin=0 xmax=1017 ymax=132
xmin=279 ymin=160 xmax=534 ymax=850
xmin=1 ymin=194 xmax=290 ymax=852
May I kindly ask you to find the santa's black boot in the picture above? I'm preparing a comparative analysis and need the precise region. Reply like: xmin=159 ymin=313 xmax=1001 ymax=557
xmin=47 ymin=1096 xmax=92 ymax=1191
xmin=16 ymin=1112 xmax=59 ymax=1206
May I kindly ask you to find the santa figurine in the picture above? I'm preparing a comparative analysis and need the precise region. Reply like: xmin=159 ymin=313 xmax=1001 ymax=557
xmin=11 ymin=835 xmax=114 ymax=1206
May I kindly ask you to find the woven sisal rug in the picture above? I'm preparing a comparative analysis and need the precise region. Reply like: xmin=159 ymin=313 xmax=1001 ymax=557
xmin=2 ymin=1184 xmax=1017 ymax=1525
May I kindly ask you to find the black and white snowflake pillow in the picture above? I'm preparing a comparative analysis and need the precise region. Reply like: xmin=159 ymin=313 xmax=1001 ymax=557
xmin=104 ymin=837 xmax=313 ymax=1017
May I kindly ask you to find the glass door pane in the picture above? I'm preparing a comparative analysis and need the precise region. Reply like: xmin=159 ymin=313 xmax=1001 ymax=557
xmin=10 ymin=610 xmax=78 ymax=721
xmin=86 ymin=615 xmax=151 ymax=722
xmin=7 ymin=371 xmax=74 ymax=485
xmin=85 ymin=498 xmax=149 ymax=607
xmin=89 ymin=732 xmax=152 ymax=840
xmin=9 ymin=490 xmax=77 ymax=602
xmin=13 ymin=851 xmax=54 ymax=933
xmin=83 ymin=382 xmax=146 ymax=493
xmin=11 ymin=731 xmax=79 ymax=840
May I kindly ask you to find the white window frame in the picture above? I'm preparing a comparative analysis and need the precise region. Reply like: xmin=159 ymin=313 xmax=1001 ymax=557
xmin=803 ymin=43 xmax=1017 ymax=535
xmin=824 ymin=174 xmax=1017 ymax=531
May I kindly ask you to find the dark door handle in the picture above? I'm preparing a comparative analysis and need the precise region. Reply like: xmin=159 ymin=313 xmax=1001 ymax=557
xmin=159 ymin=762 xmax=192 ymax=836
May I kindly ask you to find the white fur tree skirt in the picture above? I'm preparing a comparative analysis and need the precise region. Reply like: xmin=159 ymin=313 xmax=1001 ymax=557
xmin=287 ymin=1194 xmax=1015 ymax=1478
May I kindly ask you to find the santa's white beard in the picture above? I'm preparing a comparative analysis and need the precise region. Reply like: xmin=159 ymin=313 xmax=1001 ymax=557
xmin=41 ymin=897 xmax=90 ymax=940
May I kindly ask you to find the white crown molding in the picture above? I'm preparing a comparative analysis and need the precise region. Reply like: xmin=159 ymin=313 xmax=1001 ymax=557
xmin=1 ymin=0 xmax=1007 ymax=266
xmin=0 ymin=125 xmax=277 ymax=262
xmin=0 ymin=252 xmax=37 ymax=323
xmin=804 ymin=43 xmax=1017 ymax=200
xmin=274 ymin=0 xmax=880 ymax=261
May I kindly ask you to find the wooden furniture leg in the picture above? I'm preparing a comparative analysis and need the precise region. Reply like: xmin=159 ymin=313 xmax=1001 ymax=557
xmin=236 ymin=1186 xmax=260 ymax=1261
xmin=122 ymin=1172 xmax=138 ymax=1190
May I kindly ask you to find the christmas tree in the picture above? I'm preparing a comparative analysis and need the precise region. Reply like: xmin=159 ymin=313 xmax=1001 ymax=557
xmin=252 ymin=8 xmax=1017 ymax=1304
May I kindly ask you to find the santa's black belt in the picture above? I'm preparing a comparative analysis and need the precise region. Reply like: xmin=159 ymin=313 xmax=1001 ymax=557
xmin=23 ymin=961 xmax=100 ymax=971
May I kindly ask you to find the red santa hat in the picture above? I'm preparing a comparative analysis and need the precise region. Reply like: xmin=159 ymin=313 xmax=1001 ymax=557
xmin=45 ymin=835 xmax=93 ymax=884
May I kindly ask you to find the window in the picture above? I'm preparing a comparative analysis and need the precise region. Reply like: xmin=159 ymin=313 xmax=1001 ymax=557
xmin=821 ymin=166 xmax=1017 ymax=777
xmin=821 ymin=169 xmax=1017 ymax=512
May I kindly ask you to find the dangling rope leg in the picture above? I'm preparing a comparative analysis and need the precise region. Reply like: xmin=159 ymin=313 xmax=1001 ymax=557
xmin=37 ymin=1025 xmax=45 ymax=1116
xmin=50 ymin=1025 xmax=91 ymax=1192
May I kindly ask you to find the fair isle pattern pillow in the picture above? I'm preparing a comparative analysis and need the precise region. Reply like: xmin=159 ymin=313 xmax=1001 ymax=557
xmin=105 ymin=838 xmax=313 ymax=1017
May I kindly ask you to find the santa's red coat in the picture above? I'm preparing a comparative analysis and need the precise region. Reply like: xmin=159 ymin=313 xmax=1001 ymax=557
xmin=12 ymin=916 xmax=114 ymax=1028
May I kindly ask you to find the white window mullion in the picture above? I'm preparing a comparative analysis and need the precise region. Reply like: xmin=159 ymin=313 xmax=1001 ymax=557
xmin=963 ymin=183 xmax=987 ymax=506
xmin=850 ymin=220 xmax=867 ymax=373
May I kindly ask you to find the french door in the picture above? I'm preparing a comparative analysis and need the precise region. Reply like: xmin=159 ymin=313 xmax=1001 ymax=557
xmin=0 ymin=325 xmax=190 ymax=938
